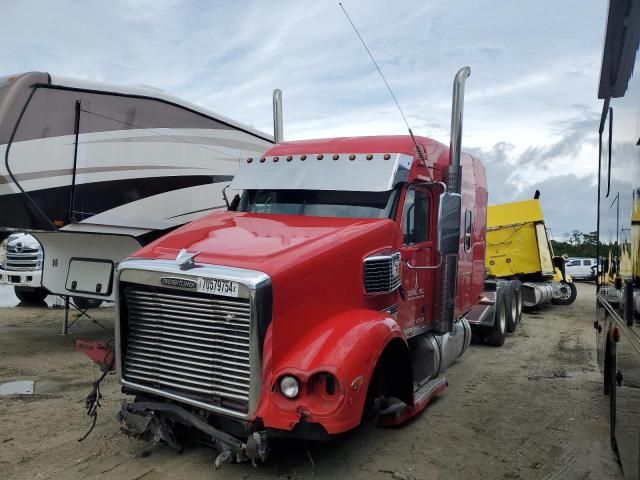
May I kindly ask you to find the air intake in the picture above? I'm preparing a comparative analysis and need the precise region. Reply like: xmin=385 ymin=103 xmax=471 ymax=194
xmin=364 ymin=252 xmax=401 ymax=294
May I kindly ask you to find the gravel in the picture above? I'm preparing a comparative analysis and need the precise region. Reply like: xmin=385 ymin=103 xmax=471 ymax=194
xmin=0 ymin=283 xmax=623 ymax=479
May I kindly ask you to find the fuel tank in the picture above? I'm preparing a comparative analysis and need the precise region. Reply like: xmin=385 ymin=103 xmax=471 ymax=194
xmin=409 ymin=318 xmax=472 ymax=384
xmin=521 ymin=281 xmax=555 ymax=307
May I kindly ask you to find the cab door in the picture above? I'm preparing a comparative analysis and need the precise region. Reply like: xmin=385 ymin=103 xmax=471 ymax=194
xmin=396 ymin=184 xmax=435 ymax=336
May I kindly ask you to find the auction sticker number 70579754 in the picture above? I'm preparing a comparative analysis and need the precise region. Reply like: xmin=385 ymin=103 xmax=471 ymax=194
xmin=197 ymin=277 xmax=239 ymax=297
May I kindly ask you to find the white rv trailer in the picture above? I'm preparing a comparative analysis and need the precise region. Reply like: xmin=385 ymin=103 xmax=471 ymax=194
xmin=0 ymin=72 xmax=273 ymax=307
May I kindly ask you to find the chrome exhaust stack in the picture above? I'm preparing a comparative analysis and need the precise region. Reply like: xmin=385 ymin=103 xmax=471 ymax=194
xmin=448 ymin=66 xmax=471 ymax=192
xmin=272 ymin=89 xmax=283 ymax=144
xmin=437 ymin=67 xmax=471 ymax=334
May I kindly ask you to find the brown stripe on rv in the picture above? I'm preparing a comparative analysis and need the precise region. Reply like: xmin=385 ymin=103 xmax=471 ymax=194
xmin=77 ymin=135 xmax=266 ymax=153
xmin=0 ymin=165 xmax=209 ymax=185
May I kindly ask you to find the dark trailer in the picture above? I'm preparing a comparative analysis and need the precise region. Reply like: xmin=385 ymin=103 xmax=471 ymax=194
xmin=595 ymin=0 xmax=640 ymax=478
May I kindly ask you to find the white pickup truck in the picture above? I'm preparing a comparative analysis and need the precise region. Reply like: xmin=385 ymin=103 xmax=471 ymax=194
xmin=565 ymin=257 xmax=597 ymax=281
xmin=1 ymin=233 xmax=103 ymax=307
xmin=0 ymin=233 xmax=48 ymax=302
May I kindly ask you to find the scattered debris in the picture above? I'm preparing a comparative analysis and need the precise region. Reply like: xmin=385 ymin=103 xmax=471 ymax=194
xmin=378 ymin=470 xmax=415 ymax=480
xmin=306 ymin=450 xmax=316 ymax=475
xmin=527 ymin=372 xmax=571 ymax=381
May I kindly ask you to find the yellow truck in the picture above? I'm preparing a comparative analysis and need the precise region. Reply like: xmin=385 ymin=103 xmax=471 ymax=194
xmin=486 ymin=198 xmax=576 ymax=307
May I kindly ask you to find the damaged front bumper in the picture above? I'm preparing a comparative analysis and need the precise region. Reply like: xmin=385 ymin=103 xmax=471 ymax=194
xmin=118 ymin=400 xmax=268 ymax=467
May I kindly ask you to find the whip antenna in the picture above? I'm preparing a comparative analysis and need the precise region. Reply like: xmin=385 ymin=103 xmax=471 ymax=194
xmin=338 ymin=2 xmax=430 ymax=175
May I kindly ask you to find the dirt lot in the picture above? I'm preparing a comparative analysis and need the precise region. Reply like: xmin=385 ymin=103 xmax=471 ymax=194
xmin=0 ymin=283 xmax=623 ymax=479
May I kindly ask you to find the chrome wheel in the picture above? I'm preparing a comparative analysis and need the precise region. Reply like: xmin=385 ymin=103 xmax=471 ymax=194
xmin=558 ymin=283 xmax=572 ymax=300
xmin=551 ymin=281 xmax=577 ymax=306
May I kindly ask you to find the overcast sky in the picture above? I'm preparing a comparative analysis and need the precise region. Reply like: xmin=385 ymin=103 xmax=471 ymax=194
xmin=1 ymin=0 xmax=608 ymax=238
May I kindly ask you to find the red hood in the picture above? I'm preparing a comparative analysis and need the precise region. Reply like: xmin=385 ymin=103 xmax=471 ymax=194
xmin=134 ymin=211 xmax=395 ymax=284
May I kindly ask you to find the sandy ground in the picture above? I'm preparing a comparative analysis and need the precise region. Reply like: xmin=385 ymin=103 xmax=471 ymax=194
xmin=0 ymin=282 xmax=623 ymax=480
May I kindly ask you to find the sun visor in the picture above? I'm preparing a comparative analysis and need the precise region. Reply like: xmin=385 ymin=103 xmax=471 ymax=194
xmin=231 ymin=153 xmax=413 ymax=192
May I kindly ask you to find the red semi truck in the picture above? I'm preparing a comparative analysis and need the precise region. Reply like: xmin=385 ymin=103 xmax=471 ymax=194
xmin=83 ymin=68 xmax=520 ymax=465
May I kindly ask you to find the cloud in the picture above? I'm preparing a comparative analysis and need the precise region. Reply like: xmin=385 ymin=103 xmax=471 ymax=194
xmin=467 ymin=108 xmax=601 ymax=236
xmin=0 ymin=0 xmax=609 ymax=235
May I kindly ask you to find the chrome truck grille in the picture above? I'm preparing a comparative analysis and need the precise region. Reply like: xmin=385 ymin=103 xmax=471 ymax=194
xmin=122 ymin=285 xmax=253 ymax=415
xmin=5 ymin=245 xmax=41 ymax=271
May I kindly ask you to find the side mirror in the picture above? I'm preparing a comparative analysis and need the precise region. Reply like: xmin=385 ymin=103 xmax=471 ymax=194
xmin=437 ymin=192 xmax=462 ymax=256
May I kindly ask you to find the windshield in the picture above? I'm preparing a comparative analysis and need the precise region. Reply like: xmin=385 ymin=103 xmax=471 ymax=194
xmin=239 ymin=189 xmax=399 ymax=219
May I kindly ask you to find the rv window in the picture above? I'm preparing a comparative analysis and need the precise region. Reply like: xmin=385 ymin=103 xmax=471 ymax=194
xmin=583 ymin=259 xmax=592 ymax=266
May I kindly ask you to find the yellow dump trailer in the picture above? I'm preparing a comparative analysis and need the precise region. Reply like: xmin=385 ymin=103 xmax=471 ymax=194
xmin=486 ymin=199 xmax=576 ymax=306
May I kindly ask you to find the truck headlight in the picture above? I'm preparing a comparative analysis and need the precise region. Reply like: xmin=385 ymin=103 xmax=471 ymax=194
xmin=279 ymin=375 xmax=299 ymax=399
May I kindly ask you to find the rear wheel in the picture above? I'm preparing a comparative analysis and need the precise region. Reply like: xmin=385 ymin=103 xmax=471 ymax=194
xmin=514 ymin=281 xmax=523 ymax=321
xmin=14 ymin=287 xmax=48 ymax=303
xmin=506 ymin=280 xmax=522 ymax=333
xmin=485 ymin=294 xmax=507 ymax=346
xmin=551 ymin=281 xmax=577 ymax=305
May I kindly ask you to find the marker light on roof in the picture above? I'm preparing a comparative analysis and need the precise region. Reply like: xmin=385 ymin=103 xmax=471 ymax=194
xmin=273 ymin=156 xmax=279 ymax=162
xmin=260 ymin=157 xmax=266 ymax=163
xmin=384 ymin=154 xmax=391 ymax=160
xmin=286 ymin=156 xmax=293 ymax=162
xmin=366 ymin=154 xmax=373 ymax=160
xmin=349 ymin=154 xmax=356 ymax=161
xmin=317 ymin=154 xmax=324 ymax=160
xmin=333 ymin=154 xmax=339 ymax=160
xmin=247 ymin=158 xmax=253 ymax=163
xmin=301 ymin=155 xmax=307 ymax=161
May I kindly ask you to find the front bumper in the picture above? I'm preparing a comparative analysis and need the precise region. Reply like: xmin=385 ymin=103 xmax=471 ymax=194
xmin=118 ymin=400 xmax=250 ymax=459
xmin=118 ymin=398 xmax=324 ymax=465
xmin=0 ymin=268 xmax=42 ymax=288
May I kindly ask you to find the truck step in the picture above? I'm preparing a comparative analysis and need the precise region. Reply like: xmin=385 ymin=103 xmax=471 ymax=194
xmin=377 ymin=376 xmax=447 ymax=427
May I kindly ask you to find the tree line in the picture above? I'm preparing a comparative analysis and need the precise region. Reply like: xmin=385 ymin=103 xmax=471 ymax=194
xmin=550 ymin=230 xmax=602 ymax=258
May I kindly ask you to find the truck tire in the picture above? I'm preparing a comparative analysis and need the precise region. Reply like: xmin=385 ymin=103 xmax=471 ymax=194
xmin=14 ymin=287 xmax=48 ymax=304
xmin=551 ymin=281 xmax=577 ymax=306
xmin=485 ymin=294 xmax=507 ymax=346
xmin=506 ymin=280 xmax=522 ymax=333
xmin=72 ymin=297 xmax=104 ymax=309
